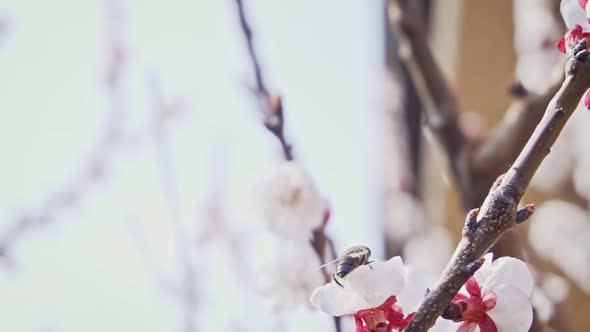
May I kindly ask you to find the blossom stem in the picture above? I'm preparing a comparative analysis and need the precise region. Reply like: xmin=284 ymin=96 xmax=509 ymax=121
xmin=402 ymin=42 xmax=590 ymax=332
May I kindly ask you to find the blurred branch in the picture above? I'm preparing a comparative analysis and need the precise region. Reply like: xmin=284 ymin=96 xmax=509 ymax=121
xmin=0 ymin=0 xmax=129 ymax=259
xmin=235 ymin=0 xmax=292 ymax=161
xmin=387 ymin=0 xmax=466 ymax=182
xmin=233 ymin=1 xmax=339 ymax=330
xmin=403 ymin=42 xmax=590 ymax=332
xmin=148 ymin=76 xmax=197 ymax=332
xmin=0 ymin=0 xmax=186 ymax=264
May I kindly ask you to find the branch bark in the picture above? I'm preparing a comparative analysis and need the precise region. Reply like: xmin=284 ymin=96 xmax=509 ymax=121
xmin=403 ymin=43 xmax=590 ymax=331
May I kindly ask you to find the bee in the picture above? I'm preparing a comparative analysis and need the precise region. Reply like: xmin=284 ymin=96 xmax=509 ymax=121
xmin=317 ymin=245 xmax=373 ymax=288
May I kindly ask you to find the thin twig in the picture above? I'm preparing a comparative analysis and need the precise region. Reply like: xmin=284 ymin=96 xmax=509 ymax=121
xmin=234 ymin=1 xmax=338 ymax=331
xmin=234 ymin=0 xmax=293 ymax=161
xmin=403 ymin=42 xmax=590 ymax=332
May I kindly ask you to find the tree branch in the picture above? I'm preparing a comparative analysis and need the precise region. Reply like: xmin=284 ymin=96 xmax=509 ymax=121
xmin=403 ymin=44 xmax=590 ymax=332
xmin=235 ymin=0 xmax=292 ymax=161
xmin=387 ymin=0 xmax=466 ymax=182
xmin=386 ymin=1 xmax=566 ymax=314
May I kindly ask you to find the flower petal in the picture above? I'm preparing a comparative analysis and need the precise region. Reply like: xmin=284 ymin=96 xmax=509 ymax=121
xmin=562 ymin=0 xmax=590 ymax=30
xmin=396 ymin=266 xmax=435 ymax=312
xmin=486 ymin=285 xmax=533 ymax=332
xmin=557 ymin=37 xmax=566 ymax=53
xmin=310 ymin=282 xmax=368 ymax=316
xmin=430 ymin=318 xmax=461 ymax=332
xmin=584 ymin=89 xmax=590 ymax=110
xmin=473 ymin=253 xmax=494 ymax=286
xmin=478 ymin=313 xmax=498 ymax=332
xmin=466 ymin=277 xmax=481 ymax=298
xmin=345 ymin=256 xmax=406 ymax=307
xmin=479 ymin=256 xmax=534 ymax=296
xmin=482 ymin=290 xmax=497 ymax=311
xmin=457 ymin=322 xmax=477 ymax=332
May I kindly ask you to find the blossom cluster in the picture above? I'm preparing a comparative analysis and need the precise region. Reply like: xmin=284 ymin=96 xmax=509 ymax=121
xmin=310 ymin=253 xmax=533 ymax=332
xmin=251 ymin=160 xmax=330 ymax=310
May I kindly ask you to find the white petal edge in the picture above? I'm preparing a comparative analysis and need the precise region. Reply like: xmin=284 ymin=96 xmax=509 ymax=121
xmin=473 ymin=253 xmax=494 ymax=286
xmin=561 ymin=0 xmax=590 ymax=30
xmin=480 ymin=256 xmax=534 ymax=296
xmin=345 ymin=256 xmax=406 ymax=307
xmin=397 ymin=266 xmax=435 ymax=312
xmin=310 ymin=283 xmax=368 ymax=316
xmin=429 ymin=318 xmax=461 ymax=332
xmin=487 ymin=285 xmax=533 ymax=332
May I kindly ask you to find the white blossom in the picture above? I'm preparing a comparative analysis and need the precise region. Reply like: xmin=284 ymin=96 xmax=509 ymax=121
xmin=513 ymin=0 xmax=562 ymax=92
xmin=310 ymin=256 xmax=406 ymax=316
xmin=310 ymin=256 xmax=457 ymax=332
xmin=446 ymin=253 xmax=534 ymax=332
xmin=561 ymin=0 xmax=590 ymax=30
xmin=251 ymin=160 xmax=328 ymax=240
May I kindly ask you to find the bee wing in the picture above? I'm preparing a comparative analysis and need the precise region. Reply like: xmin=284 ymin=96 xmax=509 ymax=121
xmin=313 ymin=256 xmax=343 ymax=270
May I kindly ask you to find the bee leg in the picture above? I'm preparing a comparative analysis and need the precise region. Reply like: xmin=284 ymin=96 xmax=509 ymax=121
xmin=333 ymin=275 xmax=344 ymax=288
xmin=367 ymin=260 xmax=374 ymax=269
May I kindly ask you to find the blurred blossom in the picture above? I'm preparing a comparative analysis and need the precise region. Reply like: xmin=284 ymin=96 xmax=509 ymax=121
xmin=246 ymin=160 xmax=331 ymax=311
xmin=531 ymin=288 xmax=554 ymax=323
xmin=530 ymin=273 xmax=570 ymax=323
xmin=529 ymin=200 xmax=590 ymax=292
xmin=256 ymin=238 xmax=324 ymax=311
xmin=542 ymin=273 xmax=569 ymax=303
xmin=443 ymin=253 xmax=534 ymax=332
xmin=402 ymin=226 xmax=453 ymax=276
xmin=530 ymin=124 xmax=573 ymax=191
xmin=251 ymin=160 xmax=328 ymax=240
xmin=513 ymin=0 xmax=562 ymax=91
xmin=385 ymin=193 xmax=425 ymax=243
xmin=570 ymin=106 xmax=590 ymax=198
xmin=533 ymin=96 xmax=590 ymax=194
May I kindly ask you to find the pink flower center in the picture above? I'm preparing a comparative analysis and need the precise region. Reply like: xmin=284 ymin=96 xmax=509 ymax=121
xmin=443 ymin=277 xmax=498 ymax=332
xmin=353 ymin=296 xmax=414 ymax=332
xmin=557 ymin=25 xmax=590 ymax=54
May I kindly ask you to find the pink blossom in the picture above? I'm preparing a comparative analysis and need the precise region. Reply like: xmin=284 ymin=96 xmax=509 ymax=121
xmin=353 ymin=296 xmax=413 ymax=332
xmin=559 ymin=0 xmax=590 ymax=109
xmin=443 ymin=254 xmax=534 ymax=332
xmin=556 ymin=24 xmax=590 ymax=53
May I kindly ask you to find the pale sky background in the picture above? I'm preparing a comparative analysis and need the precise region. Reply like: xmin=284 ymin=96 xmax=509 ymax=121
xmin=0 ymin=0 xmax=387 ymax=331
